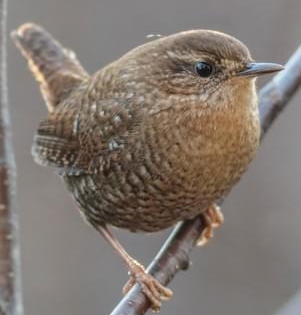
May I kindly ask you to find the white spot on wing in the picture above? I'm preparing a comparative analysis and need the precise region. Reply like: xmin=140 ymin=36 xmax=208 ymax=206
xmin=108 ymin=139 xmax=124 ymax=151
xmin=91 ymin=102 xmax=97 ymax=112
xmin=73 ymin=112 xmax=80 ymax=135
xmin=113 ymin=115 xmax=121 ymax=124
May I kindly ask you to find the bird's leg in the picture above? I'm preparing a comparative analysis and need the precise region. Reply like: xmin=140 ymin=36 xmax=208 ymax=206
xmin=96 ymin=225 xmax=173 ymax=311
xmin=197 ymin=204 xmax=224 ymax=246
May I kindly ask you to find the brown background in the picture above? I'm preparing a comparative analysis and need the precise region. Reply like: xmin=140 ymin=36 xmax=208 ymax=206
xmin=7 ymin=0 xmax=301 ymax=314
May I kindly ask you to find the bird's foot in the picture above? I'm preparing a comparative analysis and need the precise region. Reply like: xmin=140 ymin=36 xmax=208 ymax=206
xmin=123 ymin=259 xmax=173 ymax=311
xmin=197 ymin=204 xmax=224 ymax=246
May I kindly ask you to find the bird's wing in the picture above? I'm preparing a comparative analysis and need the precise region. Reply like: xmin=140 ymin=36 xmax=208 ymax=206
xmin=32 ymin=98 xmax=143 ymax=176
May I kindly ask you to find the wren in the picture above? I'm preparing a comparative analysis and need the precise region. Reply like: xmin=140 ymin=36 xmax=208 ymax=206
xmin=12 ymin=23 xmax=283 ymax=310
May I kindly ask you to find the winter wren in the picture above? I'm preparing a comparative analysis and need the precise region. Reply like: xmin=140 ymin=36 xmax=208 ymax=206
xmin=12 ymin=23 xmax=283 ymax=310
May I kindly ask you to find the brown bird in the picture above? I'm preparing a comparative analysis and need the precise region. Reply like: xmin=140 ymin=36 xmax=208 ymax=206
xmin=12 ymin=23 xmax=283 ymax=310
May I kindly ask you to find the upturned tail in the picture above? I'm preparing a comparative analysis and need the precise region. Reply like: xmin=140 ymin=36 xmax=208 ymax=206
xmin=11 ymin=23 xmax=89 ymax=112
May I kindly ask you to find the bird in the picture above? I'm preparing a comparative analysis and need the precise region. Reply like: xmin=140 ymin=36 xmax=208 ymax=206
xmin=12 ymin=23 xmax=283 ymax=311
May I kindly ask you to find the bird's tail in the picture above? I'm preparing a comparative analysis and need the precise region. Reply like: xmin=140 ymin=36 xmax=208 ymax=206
xmin=11 ymin=23 xmax=89 ymax=112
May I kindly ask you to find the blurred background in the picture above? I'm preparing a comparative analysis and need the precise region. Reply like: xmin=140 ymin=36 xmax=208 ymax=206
xmin=7 ymin=0 xmax=301 ymax=314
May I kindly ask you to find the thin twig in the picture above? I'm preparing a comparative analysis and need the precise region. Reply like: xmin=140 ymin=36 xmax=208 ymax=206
xmin=110 ymin=44 xmax=301 ymax=315
xmin=0 ymin=1 xmax=23 ymax=314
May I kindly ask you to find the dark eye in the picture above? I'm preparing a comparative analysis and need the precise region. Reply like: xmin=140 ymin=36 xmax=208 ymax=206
xmin=195 ymin=62 xmax=214 ymax=77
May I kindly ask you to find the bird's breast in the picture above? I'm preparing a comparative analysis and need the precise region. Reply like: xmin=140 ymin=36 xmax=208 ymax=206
xmin=146 ymin=98 xmax=261 ymax=203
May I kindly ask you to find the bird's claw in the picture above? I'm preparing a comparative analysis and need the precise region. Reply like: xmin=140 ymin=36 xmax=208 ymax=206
xmin=123 ymin=261 xmax=173 ymax=311
xmin=197 ymin=204 xmax=224 ymax=246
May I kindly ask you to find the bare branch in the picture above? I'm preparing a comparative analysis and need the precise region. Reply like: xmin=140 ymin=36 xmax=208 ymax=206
xmin=259 ymin=44 xmax=301 ymax=135
xmin=0 ymin=0 xmax=23 ymax=314
xmin=110 ymin=44 xmax=301 ymax=315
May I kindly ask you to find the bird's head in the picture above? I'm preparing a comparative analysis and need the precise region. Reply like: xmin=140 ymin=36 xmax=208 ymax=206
xmin=101 ymin=30 xmax=283 ymax=109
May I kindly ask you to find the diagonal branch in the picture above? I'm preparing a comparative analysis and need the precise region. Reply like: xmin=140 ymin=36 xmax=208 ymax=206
xmin=0 ymin=0 xmax=23 ymax=314
xmin=110 ymin=44 xmax=301 ymax=315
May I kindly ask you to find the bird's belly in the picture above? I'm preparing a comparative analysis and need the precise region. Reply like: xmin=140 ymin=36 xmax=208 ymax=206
xmin=63 ymin=172 xmax=211 ymax=232
xmin=63 ymin=119 xmax=259 ymax=233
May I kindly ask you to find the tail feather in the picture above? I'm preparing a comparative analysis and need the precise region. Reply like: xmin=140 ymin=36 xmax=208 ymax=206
xmin=11 ymin=23 xmax=89 ymax=112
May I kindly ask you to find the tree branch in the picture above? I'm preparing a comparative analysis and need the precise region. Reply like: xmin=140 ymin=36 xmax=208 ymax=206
xmin=110 ymin=44 xmax=301 ymax=315
xmin=0 ymin=0 xmax=23 ymax=314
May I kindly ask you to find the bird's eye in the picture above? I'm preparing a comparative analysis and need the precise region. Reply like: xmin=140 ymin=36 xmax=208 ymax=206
xmin=195 ymin=62 xmax=214 ymax=78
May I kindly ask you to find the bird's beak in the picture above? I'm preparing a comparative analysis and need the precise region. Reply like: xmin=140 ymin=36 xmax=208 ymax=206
xmin=238 ymin=62 xmax=284 ymax=77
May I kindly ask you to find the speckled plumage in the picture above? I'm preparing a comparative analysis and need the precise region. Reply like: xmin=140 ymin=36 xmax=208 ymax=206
xmin=13 ymin=23 xmax=283 ymax=309
xmin=60 ymin=83 xmax=260 ymax=233
xmin=27 ymin=29 xmax=261 ymax=232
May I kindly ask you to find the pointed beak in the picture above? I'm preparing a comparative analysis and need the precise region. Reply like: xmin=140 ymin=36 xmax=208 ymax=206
xmin=238 ymin=62 xmax=284 ymax=77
